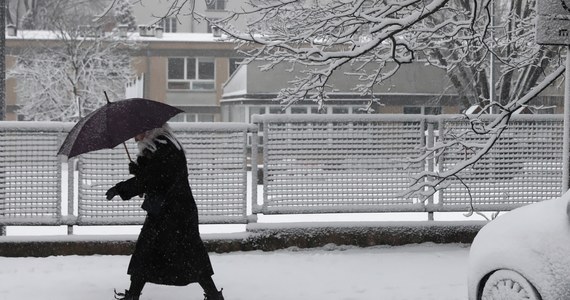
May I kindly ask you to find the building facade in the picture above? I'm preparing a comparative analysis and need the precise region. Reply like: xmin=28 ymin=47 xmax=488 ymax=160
xmin=4 ymin=1 xmax=565 ymax=121
xmin=221 ymin=60 xmax=463 ymax=123
xmin=5 ymin=29 xmax=241 ymax=122
xmin=131 ymin=0 xmax=247 ymax=34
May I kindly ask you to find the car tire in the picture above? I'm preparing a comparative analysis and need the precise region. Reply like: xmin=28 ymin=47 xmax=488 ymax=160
xmin=481 ymin=269 xmax=541 ymax=300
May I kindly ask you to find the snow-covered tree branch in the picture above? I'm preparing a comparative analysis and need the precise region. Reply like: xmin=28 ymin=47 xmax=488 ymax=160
xmin=209 ymin=0 xmax=473 ymax=108
xmin=156 ymin=0 xmax=565 ymax=199
xmin=404 ymin=64 xmax=565 ymax=199
xmin=7 ymin=4 xmax=138 ymax=121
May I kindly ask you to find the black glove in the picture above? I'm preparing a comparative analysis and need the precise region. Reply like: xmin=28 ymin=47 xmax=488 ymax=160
xmin=106 ymin=186 xmax=118 ymax=200
xmin=128 ymin=161 xmax=140 ymax=175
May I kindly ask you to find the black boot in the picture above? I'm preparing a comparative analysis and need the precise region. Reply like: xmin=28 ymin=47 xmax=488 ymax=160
xmin=204 ymin=288 xmax=224 ymax=300
xmin=114 ymin=289 xmax=140 ymax=300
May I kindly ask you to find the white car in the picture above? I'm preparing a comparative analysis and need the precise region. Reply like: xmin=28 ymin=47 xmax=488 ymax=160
xmin=468 ymin=191 xmax=570 ymax=300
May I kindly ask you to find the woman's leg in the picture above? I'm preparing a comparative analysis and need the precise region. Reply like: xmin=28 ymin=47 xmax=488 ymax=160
xmin=199 ymin=276 xmax=224 ymax=299
xmin=128 ymin=276 xmax=146 ymax=296
xmin=115 ymin=276 xmax=146 ymax=300
xmin=199 ymin=276 xmax=218 ymax=295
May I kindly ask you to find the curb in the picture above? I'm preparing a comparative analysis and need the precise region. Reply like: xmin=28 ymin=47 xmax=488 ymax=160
xmin=0 ymin=221 xmax=486 ymax=257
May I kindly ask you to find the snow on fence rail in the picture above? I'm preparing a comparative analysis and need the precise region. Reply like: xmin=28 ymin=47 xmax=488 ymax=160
xmin=0 ymin=122 xmax=256 ymax=227
xmin=252 ymin=114 xmax=427 ymax=214
xmin=252 ymin=114 xmax=565 ymax=214
xmin=0 ymin=114 xmax=565 ymax=230
xmin=0 ymin=122 xmax=70 ymax=225
xmin=437 ymin=114 xmax=564 ymax=211
xmin=76 ymin=122 xmax=256 ymax=225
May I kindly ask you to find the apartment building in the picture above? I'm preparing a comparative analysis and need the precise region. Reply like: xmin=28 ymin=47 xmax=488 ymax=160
xmin=4 ymin=1 xmax=564 ymax=122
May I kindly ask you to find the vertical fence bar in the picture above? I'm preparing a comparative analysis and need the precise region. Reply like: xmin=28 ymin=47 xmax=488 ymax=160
xmin=418 ymin=117 xmax=429 ymax=219
xmin=262 ymin=117 xmax=269 ymax=211
xmin=426 ymin=121 xmax=435 ymax=221
xmin=241 ymin=128 xmax=249 ymax=222
xmin=437 ymin=117 xmax=445 ymax=209
xmin=250 ymin=126 xmax=259 ymax=218
xmin=56 ymin=157 xmax=63 ymax=229
xmin=67 ymin=159 xmax=75 ymax=235
xmin=563 ymin=47 xmax=570 ymax=193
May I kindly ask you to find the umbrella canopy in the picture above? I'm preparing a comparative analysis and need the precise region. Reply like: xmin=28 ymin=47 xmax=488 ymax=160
xmin=58 ymin=98 xmax=183 ymax=159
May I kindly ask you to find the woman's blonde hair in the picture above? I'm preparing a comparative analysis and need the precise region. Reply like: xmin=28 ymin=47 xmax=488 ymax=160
xmin=136 ymin=123 xmax=182 ymax=155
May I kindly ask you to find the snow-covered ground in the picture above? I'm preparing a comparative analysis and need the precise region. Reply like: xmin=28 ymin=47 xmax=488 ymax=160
xmin=0 ymin=169 xmax=482 ymax=300
xmin=0 ymin=242 xmax=469 ymax=300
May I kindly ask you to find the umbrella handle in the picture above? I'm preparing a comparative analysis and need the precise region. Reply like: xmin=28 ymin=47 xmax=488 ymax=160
xmin=123 ymin=142 xmax=133 ymax=162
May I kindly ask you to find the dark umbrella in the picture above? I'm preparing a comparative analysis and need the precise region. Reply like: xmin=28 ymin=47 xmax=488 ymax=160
xmin=58 ymin=97 xmax=183 ymax=161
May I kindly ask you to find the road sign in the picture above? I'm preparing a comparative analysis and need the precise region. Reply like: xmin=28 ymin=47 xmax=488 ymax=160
xmin=536 ymin=15 xmax=570 ymax=45
xmin=537 ymin=0 xmax=570 ymax=16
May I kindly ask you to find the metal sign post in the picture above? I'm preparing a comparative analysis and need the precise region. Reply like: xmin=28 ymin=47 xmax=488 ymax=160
xmin=536 ymin=0 xmax=570 ymax=192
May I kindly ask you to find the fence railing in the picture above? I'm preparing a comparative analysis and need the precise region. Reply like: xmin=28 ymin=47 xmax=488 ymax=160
xmin=0 ymin=122 xmax=256 ymax=227
xmin=252 ymin=114 xmax=565 ymax=214
xmin=438 ymin=114 xmax=564 ymax=211
xmin=252 ymin=114 xmax=427 ymax=214
xmin=0 ymin=114 xmax=565 ymax=231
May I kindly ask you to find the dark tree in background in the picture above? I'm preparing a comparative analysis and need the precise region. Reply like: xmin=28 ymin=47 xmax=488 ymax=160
xmin=113 ymin=0 xmax=136 ymax=31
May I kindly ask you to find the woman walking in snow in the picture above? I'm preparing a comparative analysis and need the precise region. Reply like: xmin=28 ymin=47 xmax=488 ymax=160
xmin=106 ymin=123 xmax=224 ymax=300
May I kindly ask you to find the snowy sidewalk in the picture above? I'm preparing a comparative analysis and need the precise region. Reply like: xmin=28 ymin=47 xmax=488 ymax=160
xmin=0 ymin=243 xmax=469 ymax=300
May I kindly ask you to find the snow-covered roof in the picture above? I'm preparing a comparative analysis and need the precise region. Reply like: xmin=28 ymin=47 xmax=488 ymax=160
xmin=6 ymin=30 xmax=232 ymax=43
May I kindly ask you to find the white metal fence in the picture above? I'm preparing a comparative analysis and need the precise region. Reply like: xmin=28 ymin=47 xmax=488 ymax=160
xmin=0 ymin=114 xmax=565 ymax=229
xmin=0 ymin=122 xmax=67 ymax=225
xmin=0 ymin=122 xmax=256 ymax=226
xmin=253 ymin=114 xmax=565 ymax=214
xmin=75 ymin=123 xmax=255 ymax=225
xmin=437 ymin=115 xmax=564 ymax=211
xmin=252 ymin=114 xmax=427 ymax=214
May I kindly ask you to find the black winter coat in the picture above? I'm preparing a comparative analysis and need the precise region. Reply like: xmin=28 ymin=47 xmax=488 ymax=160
xmin=113 ymin=136 xmax=214 ymax=286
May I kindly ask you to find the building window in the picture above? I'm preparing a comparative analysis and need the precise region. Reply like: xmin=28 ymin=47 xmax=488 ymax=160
xmin=403 ymin=106 xmax=442 ymax=115
xmin=229 ymin=58 xmax=243 ymax=76
xmin=291 ymin=107 xmax=307 ymax=114
xmin=425 ymin=106 xmax=442 ymax=115
xmin=161 ymin=17 xmax=177 ymax=33
xmin=248 ymin=107 xmax=266 ymax=123
xmin=332 ymin=107 xmax=349 ymax=114
xmin=169 ymin=113 xmax=215 ymax=122
xmin=352 ymin=107 xmax=369 ymax=114
xmin=403 ymin=106 xmax=422 ymax=114
xmin=269 ymin=106 xmax=285 ymax=114
xmin=198 ymin=114 xmax=215 ymax=122
xmin=206 ymin=0 xmax=225 ymax=10
xmin=167 ymin=57 xmax=215 ymax=90
xmin=311 ymin=106 xmax=325 ymax=114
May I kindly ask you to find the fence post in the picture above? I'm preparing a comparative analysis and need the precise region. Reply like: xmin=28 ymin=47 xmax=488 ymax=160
xmin=250 ymin=125 xmax=259 ymax=221
xmin=67 ymin=159 xmax=75 ymax=235
xmin=437 ymin=117 xmax=445 ymax=209
xmin=426 ymin=120 xmax=435 ymax=221
xmin=563 ymin=48 xmax=570 ymax=193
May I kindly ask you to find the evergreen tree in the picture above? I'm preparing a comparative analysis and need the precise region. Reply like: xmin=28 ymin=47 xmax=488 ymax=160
xmin=114 ymin=0 xmax=136 ymax=31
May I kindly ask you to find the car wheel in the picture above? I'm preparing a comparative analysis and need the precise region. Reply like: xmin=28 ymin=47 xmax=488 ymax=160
xmin=481 ymin=269 xmax=541 ymax=300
